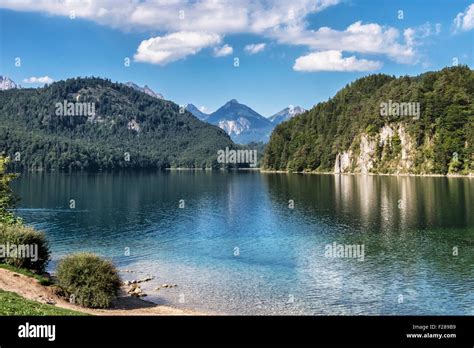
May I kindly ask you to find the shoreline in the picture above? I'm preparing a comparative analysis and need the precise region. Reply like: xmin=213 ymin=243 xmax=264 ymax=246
xmin=0 ymin=267 xmax=204 ymax=316
xmin=21 ymin=167 xmax=474 ymax=177
xmin=259 ymin=169 xmax=474 ymax=178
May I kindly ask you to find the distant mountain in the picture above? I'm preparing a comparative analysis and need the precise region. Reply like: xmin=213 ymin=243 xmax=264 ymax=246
xmin=0 ymin=77 xmax=236 ymax=171
xmin=268 ymin=106 xmax=306 ymax=125
xmin=206 ymin=99 xmax=274 ymax=144
xmin=125 ymin=82 xmax=163 ymax=99
xmin=186 ymin=103 xmax=209 ymax=121
xmin=0 ymin=76 xmax=17 ymax=90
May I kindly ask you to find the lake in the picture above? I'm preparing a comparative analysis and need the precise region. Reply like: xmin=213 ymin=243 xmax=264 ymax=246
xmin=11 ymin=171 xmax=474 ymax=315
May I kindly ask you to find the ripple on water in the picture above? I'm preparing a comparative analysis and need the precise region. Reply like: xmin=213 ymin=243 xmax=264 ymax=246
xmin=11 ymin=172 xmax=474 ymax=315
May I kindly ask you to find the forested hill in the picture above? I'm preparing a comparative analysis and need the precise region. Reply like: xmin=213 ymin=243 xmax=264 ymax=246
xmin=263 ymin=66 xmax=474 ymax=175
xmin=0 ymin=77 xmax=235 ymax=171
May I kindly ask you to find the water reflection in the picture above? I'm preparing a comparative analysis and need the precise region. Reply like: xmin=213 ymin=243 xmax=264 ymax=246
xmin=11 ymin=172 xmax=474 ymax=315
xmin=263 ymin=173 xmax=473 ymax=231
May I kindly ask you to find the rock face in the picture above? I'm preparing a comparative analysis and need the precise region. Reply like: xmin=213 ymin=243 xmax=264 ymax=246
xmin=127 ymin=119 xmax=140 ymax=132
xmin=357 ymin=135 xmax=376 ymax=174
xmin=334 ymin=123 xmax=416 ymax=174
xmin=0 ymin=76 xmax=17 ymax=90
xmin=334 ymin=151 xmax=352 ymax=174
xmin=217 ymin=117 xmax=251 ymax=136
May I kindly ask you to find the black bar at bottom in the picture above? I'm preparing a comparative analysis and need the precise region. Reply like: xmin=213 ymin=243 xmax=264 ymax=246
xmin=0 ymin=316 xmax=472 ymax=346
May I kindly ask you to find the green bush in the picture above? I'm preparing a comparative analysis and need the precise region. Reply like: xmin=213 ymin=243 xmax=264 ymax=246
xmin=56 ymin=253 xmax=122 ymax=308
xmin=0 ymin=224 xmax=50 ymax=272
xmin=0 ymin=156 xmax=21 ymax=226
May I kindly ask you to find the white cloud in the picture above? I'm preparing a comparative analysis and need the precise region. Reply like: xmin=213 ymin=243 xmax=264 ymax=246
xmin=244 ymin=43 xmax=266 ymax=54
xmin=0 ymin=0 xmax=433 ymax=66
xmin=404 ymin=23 xmax=440 ymax=47
xmin=0 ymin=0 xmax=339 ymax=34
xmin=274 ymin=21 xmax=417 ymax=64
xmin=293 ymin=50 xmax=382 ymax=72
xmin=213 ymin=44 xmax=233 ymax=57
xmin=22 ymin=76 xmax=54 ymax=84
xmin=454 ymin=3 xmax=474 ymax=31
xmin=134 ymin=31 xmax=221 ymax=65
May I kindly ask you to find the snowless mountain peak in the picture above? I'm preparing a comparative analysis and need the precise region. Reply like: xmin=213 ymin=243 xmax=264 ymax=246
xmin=186 ymin=103 xmax=209 ymax=121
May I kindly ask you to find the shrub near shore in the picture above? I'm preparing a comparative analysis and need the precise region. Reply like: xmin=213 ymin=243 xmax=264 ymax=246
xmin=0 ymin=223 xmax=50 ymax=272
xmin=56 ymin=253 xmax=122 ymax=308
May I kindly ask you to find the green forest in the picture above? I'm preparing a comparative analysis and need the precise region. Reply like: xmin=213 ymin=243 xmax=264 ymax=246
xmin=0 ymin=77 xmax=236 ymax=171
xmin=263 ymin=66 xmax=474 ymax=175
xmin=1 ymin=68 xmax=472 ymax=174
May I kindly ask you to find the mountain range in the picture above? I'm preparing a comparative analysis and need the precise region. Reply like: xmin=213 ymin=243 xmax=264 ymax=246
xmin=2 ymin=67 xmax=471 ymax=175
xmin=186 ymin=100 xmax=305 ymax=144
xmin=2 ymin=75 xmax=303 ymax=145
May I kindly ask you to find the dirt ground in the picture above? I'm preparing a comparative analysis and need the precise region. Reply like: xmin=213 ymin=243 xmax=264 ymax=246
xmin=0 ymin=268 xmax=202 ymax=315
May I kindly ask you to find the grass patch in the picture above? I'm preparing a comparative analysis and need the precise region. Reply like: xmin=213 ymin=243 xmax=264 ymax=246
xmin=0 ymin=263 xmax=52 ymax=285
xmin=0 ymin=289 xmax=85 ymax=316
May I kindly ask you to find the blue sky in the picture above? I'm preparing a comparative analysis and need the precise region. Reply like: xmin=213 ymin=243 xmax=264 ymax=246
xmin=1 ymin=0 xmax=473 ymax=116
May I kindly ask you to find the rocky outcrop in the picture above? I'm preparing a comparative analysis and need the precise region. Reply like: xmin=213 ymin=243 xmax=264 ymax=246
xmin=0 ymin=76 xmax=18 ymax=90
xmin=127 ymin=119 xmax=140 ymax=132
xmin=334 ymin=123 xmax=416 ymax=174
xmin=334 ymin=151 xmax=352 ymax=174
xmin=357 ymin=135 xmax=376 ymax=174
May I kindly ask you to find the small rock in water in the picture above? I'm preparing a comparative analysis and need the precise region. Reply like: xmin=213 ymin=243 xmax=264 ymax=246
xmin=157 ymin=283 xmax=178 ymax=289
xmin=127 ymin=284 xmax=139 ymax=293
xmin=136 ymin=276 xmax=154 ymax=283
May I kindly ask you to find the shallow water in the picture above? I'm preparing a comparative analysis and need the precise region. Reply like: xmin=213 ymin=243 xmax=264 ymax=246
xmin=12 ymin=171 xmax=474 ymax=315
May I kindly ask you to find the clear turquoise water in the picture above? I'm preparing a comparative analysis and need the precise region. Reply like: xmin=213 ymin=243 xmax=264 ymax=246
xmin=12 ymin=172 xmax=474 ymax=315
